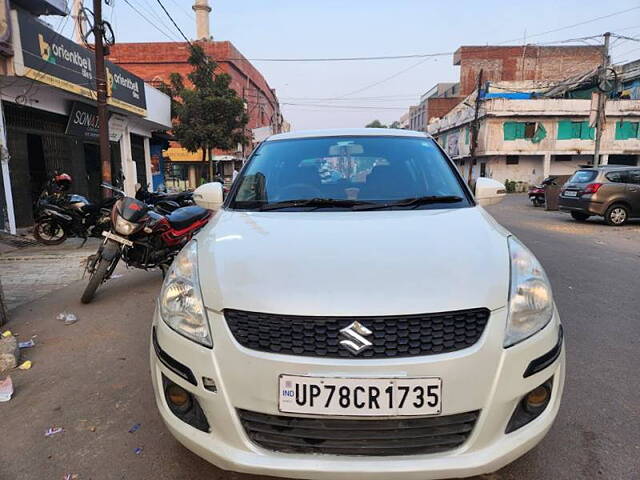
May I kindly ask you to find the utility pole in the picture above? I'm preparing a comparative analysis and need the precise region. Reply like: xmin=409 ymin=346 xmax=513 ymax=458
xmin=93 ymin=0 xmax=111 ymax=193
xmin=467 ymin=69 xmax=483 ymax=187
xmin=593 ymin=32 xmax=611 ymax=168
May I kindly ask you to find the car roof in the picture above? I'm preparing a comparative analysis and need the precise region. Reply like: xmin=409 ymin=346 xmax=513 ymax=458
xmin=266 ymin=128 xmax=429 ymax=142
xmin=579 ymin=165 xmax=639 ymax=171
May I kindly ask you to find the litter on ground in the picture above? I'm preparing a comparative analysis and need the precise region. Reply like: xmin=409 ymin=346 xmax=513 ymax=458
xmin=1 ymin=331 xmax=12 ymax=337
xmin=18 ymin=360 xmax=32 ymax=370
xmin=18 ymin=339 xmax=35 ymax=349
xmin=0 ymin=376 xmax=13 ymax=402
xmin=128 ymin=423 xmax=141 ymax=433
xmin=56 ymin=313 xmax=78 ymax=325
xmin=45 ymin=427 xmax=64 ymax=437
xmin=134 ymin=447 xmax=143 ymax=455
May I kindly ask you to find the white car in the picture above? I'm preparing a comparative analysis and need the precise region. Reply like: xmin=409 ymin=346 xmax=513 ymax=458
xmin=151 ymin=129 xmax=565 ymax=479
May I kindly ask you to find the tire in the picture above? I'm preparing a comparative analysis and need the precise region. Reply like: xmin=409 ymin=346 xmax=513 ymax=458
xmin=33 ymin=218 xmax=67 ymax=245
xmin=604 ymin=204 xmax=629 ymax=226
xmin=533 ymin=198 xmax=544 ymax=207
xmin=571 ymin=212 xmax=590 ymax=222
xmin=81 ymin=256 xmax=111 ymax=304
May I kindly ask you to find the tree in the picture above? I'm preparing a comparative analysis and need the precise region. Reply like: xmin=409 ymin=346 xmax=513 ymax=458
xmin=160 ymin=44 xmax=249 ymax=180
xmin=389 ymin=121 xmax=401 ymax=129
xmin=365 ymin=120 xmax=387 ymax=128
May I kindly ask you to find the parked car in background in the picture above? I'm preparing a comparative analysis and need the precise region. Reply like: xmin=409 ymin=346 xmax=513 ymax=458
xmin=151 ymin=129 xmax=564 ymax=480
xmin=558 ymin=166 xmax=640 ymax=225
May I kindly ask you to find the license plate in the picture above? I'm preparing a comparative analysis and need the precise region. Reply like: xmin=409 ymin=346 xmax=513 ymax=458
xmin=278 ymin=375 xmax=442 ymax=416
xmin=102 ymin=230 xmax=133 ymax=247
xmin=564 ymin=191 xmax=578 ymax=197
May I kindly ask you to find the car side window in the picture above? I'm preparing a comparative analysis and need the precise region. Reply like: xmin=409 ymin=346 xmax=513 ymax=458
xmin=627 ymin=170 xmax=640 ymax=185
xmin=605 ymin=171 xmax=629 ymax=183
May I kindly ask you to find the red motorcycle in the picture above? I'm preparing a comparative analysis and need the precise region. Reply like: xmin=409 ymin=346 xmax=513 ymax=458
xmin=81 ymin=196 xmax=211 ymax=303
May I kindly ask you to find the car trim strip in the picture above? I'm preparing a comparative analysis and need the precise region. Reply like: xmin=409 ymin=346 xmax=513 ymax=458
xmin=523 ymin=325 xmax=563 ymax=378
xmin=152 ymin=326 xmax=198 ymax=386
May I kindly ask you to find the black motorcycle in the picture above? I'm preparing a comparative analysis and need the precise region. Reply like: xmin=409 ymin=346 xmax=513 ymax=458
xmin=135 ymin=183 xmax=194 ymax=211
xmin=33 ymin=183 xmax=124 ymax=245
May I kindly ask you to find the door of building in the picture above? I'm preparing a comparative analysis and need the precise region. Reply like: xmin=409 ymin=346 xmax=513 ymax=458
xmin=27 ymin=134 xmax=46 ymax=203
xmin=130 ymin=134 xmax=147 ymax=187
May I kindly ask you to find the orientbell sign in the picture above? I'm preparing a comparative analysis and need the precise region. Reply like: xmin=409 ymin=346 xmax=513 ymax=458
xmin=11 ymin=8 xmax=147 ymax=116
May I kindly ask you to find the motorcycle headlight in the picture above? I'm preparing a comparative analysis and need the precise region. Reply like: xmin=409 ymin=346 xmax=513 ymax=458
xmin=114 ymin=215 xmax=137 ymax=236
xmin=159 ymin=240 xmax=212 ymax=347
xmin=505 ymin=236 xmax=554 ymax=347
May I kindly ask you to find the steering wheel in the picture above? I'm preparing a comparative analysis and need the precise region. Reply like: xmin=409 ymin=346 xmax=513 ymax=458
xmin=276 ymin=183 xmax=322 ymax=201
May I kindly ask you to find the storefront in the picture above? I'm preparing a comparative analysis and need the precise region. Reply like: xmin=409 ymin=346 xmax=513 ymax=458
xmin=0 ymin=6 xmax=171 ymax=231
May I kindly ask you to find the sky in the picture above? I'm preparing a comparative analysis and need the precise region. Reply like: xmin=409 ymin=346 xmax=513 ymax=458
xmin=49 ymin=0 xmax=640 ymax=131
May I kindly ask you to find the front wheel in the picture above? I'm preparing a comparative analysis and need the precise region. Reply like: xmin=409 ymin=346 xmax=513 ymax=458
xmin=81 ymin=256 xmax=112 ymax=304
xmin=33 ymin=218 xmax=67 ymax=245
xmin=604 ymin=204 xmax=629 ymax=226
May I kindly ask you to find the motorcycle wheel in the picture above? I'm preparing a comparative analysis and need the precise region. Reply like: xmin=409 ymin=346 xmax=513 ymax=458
xmin=33 ymin=218 xmax=67 ymax=245
xmin=81 ymin=256 xmax=112 ymax=304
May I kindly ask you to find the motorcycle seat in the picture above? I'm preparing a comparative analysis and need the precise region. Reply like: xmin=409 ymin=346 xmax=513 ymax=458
xmin=166 ymin=206 xmax=209 ymax=231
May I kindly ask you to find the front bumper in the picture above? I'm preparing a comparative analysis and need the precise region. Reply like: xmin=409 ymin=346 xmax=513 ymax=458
xmin=150 ymin=307 xmax=565 ymax=480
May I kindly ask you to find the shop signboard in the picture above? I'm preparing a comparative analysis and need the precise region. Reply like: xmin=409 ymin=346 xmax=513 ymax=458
xmin=11 ymin=8 xmax=147 ymax=116
xmin=65 ymin=102 xmax=100 ymax=140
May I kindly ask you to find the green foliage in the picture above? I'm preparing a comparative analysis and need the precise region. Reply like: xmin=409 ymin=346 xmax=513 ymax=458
xmin=160 ymin=44 xmax=249 ymax=158
xmin=504 ymin=179 xmax=517 ymax=193
xmin=365 ymin=120 xmax=387 ymax=128
xmin=389 ymin=121 xmax=401 ymax=129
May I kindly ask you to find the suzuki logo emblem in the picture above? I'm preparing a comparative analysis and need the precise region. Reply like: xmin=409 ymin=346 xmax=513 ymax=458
xmin=339 ymin=321 xmax=373 ymax=355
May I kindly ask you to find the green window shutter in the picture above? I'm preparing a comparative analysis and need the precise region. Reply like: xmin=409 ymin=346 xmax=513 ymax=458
xmin=465 ymin=127 xmax=470 ymax=144
xmin=616 ymin=121 xmax=639 ymax=140
xmin=571 ymin=122 xmax=582 ymax=138
xmin=633 ymin=122 xmax=640 ymax=138
xmin=504 ymin=122 xmax=518 ymax=140
xmin=532 ymin=123 xmax=547 ymax=143
xmin=580 ymin=121 xmax=595 ymax=140
xmin=514 ymin=123 xmax=526 ymax=139
xmin=557 ymin=121 xmax=573 ymax=139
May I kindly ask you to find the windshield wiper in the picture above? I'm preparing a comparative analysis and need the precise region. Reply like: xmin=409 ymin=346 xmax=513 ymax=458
xmin=258 ymin=198 xmax=376 ymax=211
xmin=352 ymin=195 xmax=464 ymax=211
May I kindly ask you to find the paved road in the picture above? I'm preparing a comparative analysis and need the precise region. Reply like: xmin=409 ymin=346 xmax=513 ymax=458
xmin=1 ymin=195 xmax=638 ymax=479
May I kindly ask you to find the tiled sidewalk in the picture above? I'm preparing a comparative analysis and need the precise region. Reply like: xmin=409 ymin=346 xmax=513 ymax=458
xmin=0 ymin=238 xmax=102 ymax=310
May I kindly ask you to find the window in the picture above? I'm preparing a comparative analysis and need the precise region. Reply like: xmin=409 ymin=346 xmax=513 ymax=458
xmin=568 ymin=170 xmax=598 ymax=183
xmin=628 ymin=170 xmax=640 ymax=185
xmin=503 ymin=122 xmax=545 ymax=142
xmin=465 ymin=127 xmax=470 ymax=144
xmin=557 ymin=121 xmax=595 ymax=140
xmin=554 ymin=155 xmax=572 ymax=162
xmin=614 ymin=121 xmax=639 ymax=140
xmin=231 ymin=136 xmax=470 ymax=210
xmin=605 ymin=171 xmax=629 ymax=183
xmin=480 ymin=162 xmax=487 ymax=177
xmin=506 ymin=155 xmax=519 ymax=165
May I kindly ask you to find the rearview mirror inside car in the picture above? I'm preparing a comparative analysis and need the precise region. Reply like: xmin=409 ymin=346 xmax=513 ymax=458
xmin=475 ymin=177 xmax=506 ymax=207
xmin=193 ymin=182 xmax=224 ymax=210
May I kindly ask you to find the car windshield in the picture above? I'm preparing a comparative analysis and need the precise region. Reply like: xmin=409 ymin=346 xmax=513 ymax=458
xmin=568 ymin=170 xmax=597 ymax=183
xmin=229 ymin=136 xmax=470 ymax=211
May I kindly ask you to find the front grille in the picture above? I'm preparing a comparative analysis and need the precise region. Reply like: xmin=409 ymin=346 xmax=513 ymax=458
xmin=238 ymin=409 xmax=479 ymax=456
xmin=225 ymin=308 xmax=490 ymax=358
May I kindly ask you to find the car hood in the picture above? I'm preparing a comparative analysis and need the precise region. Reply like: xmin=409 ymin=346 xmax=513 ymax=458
xmin=197 ymin=207 xmax=510 ymax=316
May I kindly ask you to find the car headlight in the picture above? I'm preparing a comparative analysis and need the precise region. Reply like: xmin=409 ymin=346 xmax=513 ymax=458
xmin=159 ymin=240 xmax=212 ymax=347
xmin=114 ymin=215 xmax=137 ymax=236
xmin=505 ymin=236 xmax=554 ymax=347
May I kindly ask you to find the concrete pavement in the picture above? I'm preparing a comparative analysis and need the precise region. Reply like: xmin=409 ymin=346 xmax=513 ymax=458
xmin=0 ymin=195 xmax=639 ymax=479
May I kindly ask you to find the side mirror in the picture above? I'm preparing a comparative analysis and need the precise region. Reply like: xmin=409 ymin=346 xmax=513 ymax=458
xmin=475 ymin=177 xmax=506 ymax=207
xmin=193 ymin=182 xmax=224 ymax=210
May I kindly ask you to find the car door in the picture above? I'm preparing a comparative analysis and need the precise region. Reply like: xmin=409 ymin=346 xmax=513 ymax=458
xmin=625 ymin=169 xmax=640 ymax=216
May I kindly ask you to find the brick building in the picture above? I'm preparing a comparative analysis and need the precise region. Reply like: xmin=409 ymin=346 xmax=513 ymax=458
xmin=454 ymin=45 xmax=604 ymax=96
xmin=109 ymin=40 xmax=281 ymax=187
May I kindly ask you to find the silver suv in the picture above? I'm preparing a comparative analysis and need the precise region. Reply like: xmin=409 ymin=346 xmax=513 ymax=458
xmin=559 ymin=166 xmax=640 ymax=225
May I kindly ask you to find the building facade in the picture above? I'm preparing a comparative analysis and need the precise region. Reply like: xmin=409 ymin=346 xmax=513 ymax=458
xmin=0 ymin=2 xmax=171 ymax=231
xmin=407 ymin=82 xmax=462 ymax=132
xmin=109 ymin=40 xmax=281 ymax=188
xmin=428 ymin=97 xmax=640 ymax=186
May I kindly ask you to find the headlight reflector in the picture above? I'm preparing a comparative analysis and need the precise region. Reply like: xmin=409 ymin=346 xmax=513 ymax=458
xmin=159 ymin=240 xmax=212 ymax=347
xmin=505 ymin=236 xmax=553 ymax=347
xmin=114 ymin=215 xmax=137 ymax=236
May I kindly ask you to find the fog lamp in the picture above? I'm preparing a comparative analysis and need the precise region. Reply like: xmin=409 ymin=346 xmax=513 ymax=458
xmin=525 ymin=385 xmax=550 ymax=411
xmin=166 ymin=383 xmax=192 ymax=412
